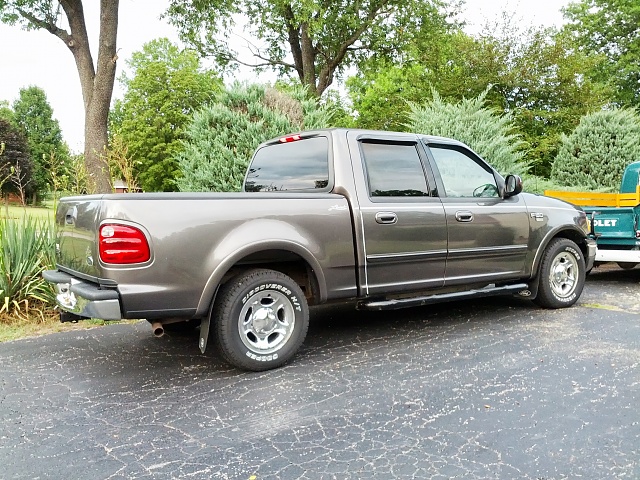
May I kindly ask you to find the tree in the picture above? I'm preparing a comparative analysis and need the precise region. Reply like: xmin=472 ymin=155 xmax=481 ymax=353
xmin=0 ymin=101 xmax=14 ymax=125
xmin=349 ymin=21 xmax=611 ymax=177
xmin=177 ymin=83 xmax=333 ymax=192
xmin=165 ymin=0 xmax=452 ymax=98
xmin=0 ymin=119 xmax=33 ymax=198
xmin=110 ymin=39 xmax=222 ymax=192
xmin=563 ymin=0 xmax=640 ymax=107
xmin=1 ymin=0 xmax=120 ymax=193
xmin=12 ymin=86 xmax=67 ymax=202
xmin=407 ymin=89 xmax=529 ymax=178
xmin=551 ymin=109 xmax=640 ymax=191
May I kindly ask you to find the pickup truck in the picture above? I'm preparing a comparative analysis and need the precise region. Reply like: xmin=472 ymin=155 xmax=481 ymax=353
xmin=44 ymin=128 xmax=596 ymax=371
xmin=545 ymin=161 xmax=640 ymax=269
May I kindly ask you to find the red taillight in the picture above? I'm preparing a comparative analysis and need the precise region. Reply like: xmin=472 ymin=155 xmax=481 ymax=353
xmin=99 ymin=224 xmax=150 ymax=264
xmin=279 ymin=134 xmax=301 ymax=143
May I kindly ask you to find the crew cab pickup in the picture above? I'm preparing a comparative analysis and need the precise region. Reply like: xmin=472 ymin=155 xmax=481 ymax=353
xmin=545 ymin=161 xmax=640 ymax=269
xmin=44 ymin=129 xmax=596 ymax=371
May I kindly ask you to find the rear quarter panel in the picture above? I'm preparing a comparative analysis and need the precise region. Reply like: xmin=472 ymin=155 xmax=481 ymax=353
xmin=56 ymin=193 xmax=356 ymax=319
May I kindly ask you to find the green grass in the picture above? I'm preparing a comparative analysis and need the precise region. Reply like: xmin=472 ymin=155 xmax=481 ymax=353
xmin=0 ymin=204 xmax=53 ymax=221
xmin=0 ymin=316 xmax=125 ymax=342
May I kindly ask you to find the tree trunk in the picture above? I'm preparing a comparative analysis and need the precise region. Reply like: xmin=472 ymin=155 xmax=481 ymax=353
xmin=82 ymin=0 xmax=119 ymax=193
xmin=57 ymin=0 xmax=119 ymax=193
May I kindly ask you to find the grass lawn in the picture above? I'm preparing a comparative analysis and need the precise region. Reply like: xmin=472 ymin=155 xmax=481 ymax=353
xmin=0 ymin=315 xmax=132 ymax=342
xmin=0 ymin=203 xmax=54 ymax=221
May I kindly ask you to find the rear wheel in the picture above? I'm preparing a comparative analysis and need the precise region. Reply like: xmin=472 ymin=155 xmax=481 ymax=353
xmin=212 ymin=269 xmax=309 ymax=371
xmin=534 ymin=238 xmax=585 ymax=308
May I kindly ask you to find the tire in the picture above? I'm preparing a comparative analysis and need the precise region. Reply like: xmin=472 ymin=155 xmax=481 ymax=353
xmin=212 ymin=269 xmax=309 ymax=371
xmin=533 ymin=238 xmax=585 ymax=309
xmin=617 ymin=262 xmax=638 ymax=270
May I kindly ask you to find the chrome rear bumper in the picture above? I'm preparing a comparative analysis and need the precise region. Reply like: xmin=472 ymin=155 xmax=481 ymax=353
xmin=43 ymin=270 xmax=122 ymax=320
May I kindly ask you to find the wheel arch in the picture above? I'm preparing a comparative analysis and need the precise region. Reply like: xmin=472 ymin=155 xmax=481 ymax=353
xmin=195 ymin=241 xmax=326 ymax=317
xmin=531 ymin=226 xmax=590 ymax=276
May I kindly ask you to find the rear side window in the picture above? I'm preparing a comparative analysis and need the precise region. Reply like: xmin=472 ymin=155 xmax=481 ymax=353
xmin=360 ymin=141 xmax=429 ymax=197
xmin=244 ymin=137 xmax=329 ymax=192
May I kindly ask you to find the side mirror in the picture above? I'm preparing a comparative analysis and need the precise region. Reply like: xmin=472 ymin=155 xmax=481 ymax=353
xmin=504 ymin=174 xmax=523 ymax=198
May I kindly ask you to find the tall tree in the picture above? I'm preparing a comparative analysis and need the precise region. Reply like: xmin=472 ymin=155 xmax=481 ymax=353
xmin=0 ymin=118 xmax=33 ymax=197
xmin=0 ymin=101 xmax=15 ymax=125
xmin=110 ymin=38 xmax=222 ymax=192
xmin=349 ymin=22 xmax=611 ymax=177
xmin=165 ymin=0 xmax=452 ymax=98
xmin=563 ymin=0 xmax=640 ymax=107
xmin=12 ymin=86 xmax=67 ymax=201
xmin=1 ymin=0 xmax=119 ymax=193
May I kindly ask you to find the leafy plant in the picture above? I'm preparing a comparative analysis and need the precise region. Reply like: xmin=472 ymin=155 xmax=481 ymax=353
xmin=176 ymin=83 xmax=333 ymax=192
xmin=0 ymin=216 xmax=56 ymax=318
xmin=407 ymin=89 xmax=530 ymax=178
xmin=551 ymin=109 xmax=640 ymax=191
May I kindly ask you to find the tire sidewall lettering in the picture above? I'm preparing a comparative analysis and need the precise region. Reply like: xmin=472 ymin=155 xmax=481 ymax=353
xmin=245 ymin=351 xmax=279 ymax=362
xmin=565 ymin=245 xmax=581 ymax=261
xmin=241 ymin=283 xmax=294 ymax=305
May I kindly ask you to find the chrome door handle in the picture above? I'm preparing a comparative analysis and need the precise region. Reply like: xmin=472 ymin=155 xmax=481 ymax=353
xmin=455 ymin=210 xmax=474 ymax=222
xmin=375 ymin=212 xmax=398 ymax=224
xmin=65 ymin=206 xmax=77 ymax=225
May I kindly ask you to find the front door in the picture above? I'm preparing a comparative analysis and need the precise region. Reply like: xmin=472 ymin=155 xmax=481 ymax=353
xmin=426 ymin=144 xmax=530 ymax=285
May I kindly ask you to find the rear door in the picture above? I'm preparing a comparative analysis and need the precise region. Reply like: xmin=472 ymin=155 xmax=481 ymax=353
xmin=347 ymin=132 xmax=447 ymax=296
xmin=424 ymin=142 xmax=530 ymax=285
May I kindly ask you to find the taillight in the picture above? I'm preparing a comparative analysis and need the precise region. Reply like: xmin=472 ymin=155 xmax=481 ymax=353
xmin=279 ymin=134 xmax=301 ymax=143
xmin=99 ymin=224 xmax=150 ymax=264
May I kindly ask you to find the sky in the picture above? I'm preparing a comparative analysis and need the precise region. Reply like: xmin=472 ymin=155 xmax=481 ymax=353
xmin=0 ymin=0 xmax=571 ymax=151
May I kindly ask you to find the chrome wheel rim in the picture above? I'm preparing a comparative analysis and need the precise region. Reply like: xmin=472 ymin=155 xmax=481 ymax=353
xmin=549 ymin=251 xmax=579 ymax=298
xmin=239 ymin=290 xmax=295 ymax=355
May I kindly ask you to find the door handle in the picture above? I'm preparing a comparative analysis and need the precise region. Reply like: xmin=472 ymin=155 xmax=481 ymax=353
xmin=65 ymin=206 xmax=77 ymax=225
xmin=455 ymin=210 xmax=474 ymax=222
xmin=375 ymin=212 xmax=398 ymax=224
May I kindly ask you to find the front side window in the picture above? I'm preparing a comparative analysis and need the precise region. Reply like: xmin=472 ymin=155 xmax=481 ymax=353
xmin=245 ymin=136 xmax=329 ymax=192
xmin=429 ymin=146 xmax=499 ymax=198
xmin=360 ymin=141 xmax=429 ymax=197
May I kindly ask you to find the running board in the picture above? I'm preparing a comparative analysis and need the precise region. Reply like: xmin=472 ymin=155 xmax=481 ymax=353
xmin=358 ymin=283 xmax=531 ymax=311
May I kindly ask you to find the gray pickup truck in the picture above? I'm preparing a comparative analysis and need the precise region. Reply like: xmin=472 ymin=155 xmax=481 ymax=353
xmin=44 ymin=129 xmax=596 ymax=371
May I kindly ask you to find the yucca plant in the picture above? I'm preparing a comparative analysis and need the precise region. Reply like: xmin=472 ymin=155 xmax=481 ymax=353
xmin=0 ymin=216 xmax=56 ymax=318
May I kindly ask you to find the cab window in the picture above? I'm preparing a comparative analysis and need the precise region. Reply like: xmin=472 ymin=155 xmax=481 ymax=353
xmin=360 ymin=141 xmax=429 ymax=197
xmin=245 ymin=136 xmax=329 ymax=192
xmin=429 ymin=146 xmax=499 ymax=198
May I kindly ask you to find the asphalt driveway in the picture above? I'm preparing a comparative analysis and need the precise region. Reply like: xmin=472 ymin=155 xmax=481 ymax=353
xmin=1 ymin=267 xmax=638 ymax=479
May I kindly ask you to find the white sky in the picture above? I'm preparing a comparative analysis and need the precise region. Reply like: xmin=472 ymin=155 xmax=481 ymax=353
xmin=0 ymin=0 xmax=571 ymax=151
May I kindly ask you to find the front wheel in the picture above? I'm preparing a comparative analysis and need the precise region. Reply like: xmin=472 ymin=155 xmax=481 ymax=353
xmin=212 ymin=269 xmax=309 ymax=371
xmin=533 ymin=238 xmax=585 ymax=308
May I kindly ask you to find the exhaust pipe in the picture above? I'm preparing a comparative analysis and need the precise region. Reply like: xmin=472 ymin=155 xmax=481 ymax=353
xmin=151 ymin=321 xmax=165 ymax=338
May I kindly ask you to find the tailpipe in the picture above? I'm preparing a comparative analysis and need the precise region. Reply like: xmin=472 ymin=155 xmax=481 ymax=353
xmin=151 ymin=321 xmax=165 ymax=338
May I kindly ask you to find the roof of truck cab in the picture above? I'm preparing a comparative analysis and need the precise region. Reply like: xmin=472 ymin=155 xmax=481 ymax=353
xmin=261 ymin=128 xmax=469 ymax=148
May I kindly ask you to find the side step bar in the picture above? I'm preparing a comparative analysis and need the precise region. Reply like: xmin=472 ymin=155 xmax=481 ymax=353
xmin=358 ymin=283 xmax=531 ymax=311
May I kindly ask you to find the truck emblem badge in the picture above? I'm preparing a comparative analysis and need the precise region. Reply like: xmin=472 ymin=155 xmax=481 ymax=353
xmin=530 ymin=212 xmax=545 ymax=222
xmin=329 ymin=205 xmax=347 ymax=212
xmin=593 ymin=219 xmax=618 ymax=227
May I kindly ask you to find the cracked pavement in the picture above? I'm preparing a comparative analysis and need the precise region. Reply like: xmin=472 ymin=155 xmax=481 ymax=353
xmin=1 ymin=266 xmax=639 ymax=479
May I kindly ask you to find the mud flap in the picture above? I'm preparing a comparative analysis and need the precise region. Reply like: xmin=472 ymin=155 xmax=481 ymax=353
xmin=199 ymin=315 xmax=210 ymax=354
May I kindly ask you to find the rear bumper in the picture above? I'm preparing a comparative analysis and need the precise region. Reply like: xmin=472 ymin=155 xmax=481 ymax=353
xmin=42 ymin=270 xmax=122 ymax=320
xmin=596 ymin=248 xmax=640 ymax=264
